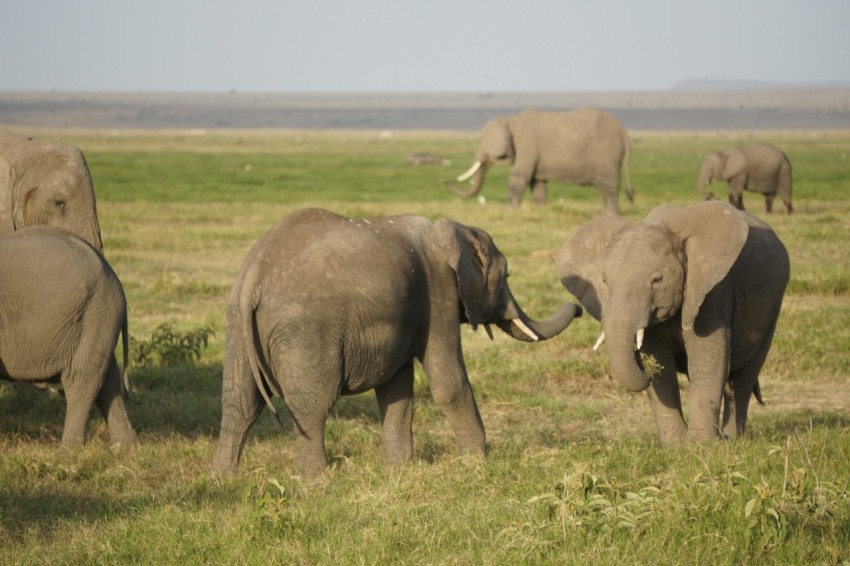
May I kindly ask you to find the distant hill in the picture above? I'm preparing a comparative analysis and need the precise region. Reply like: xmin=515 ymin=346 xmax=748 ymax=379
xmin=672 ymin=78 xmax=850 ymax=91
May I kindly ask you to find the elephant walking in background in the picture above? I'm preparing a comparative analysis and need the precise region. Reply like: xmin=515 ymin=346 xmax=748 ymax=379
xmin=698 ymin=144 xmax=793 ymax=214
xmin=0 ymin=226 xmax=136 ymax=447
xmin=448 ymin=108 xmax=634 ymax=215
xmin=213 ymin=208 xmax=582 ymax=475
xmin=0 ymin=129 xmax=103 ymax=252
xmin=557 ymin=201 xmax=789 ymax=445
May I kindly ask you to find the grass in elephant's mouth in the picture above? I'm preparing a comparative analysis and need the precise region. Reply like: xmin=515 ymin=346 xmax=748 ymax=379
xmin=639 ymin=352 xmax=664 ymax=379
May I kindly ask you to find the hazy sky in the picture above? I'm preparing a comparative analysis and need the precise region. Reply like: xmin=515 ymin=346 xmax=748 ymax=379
xmin=2 ymin=0 xmax=848 ymax=92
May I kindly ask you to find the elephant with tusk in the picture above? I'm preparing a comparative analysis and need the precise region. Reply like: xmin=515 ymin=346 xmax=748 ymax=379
xmin=447 ymin=108 xmax=634 ymax=215
xmin=557 ymin=201 xmax=789 ymax=445
xmin=213 ymin=207 xmax=582 ymax=476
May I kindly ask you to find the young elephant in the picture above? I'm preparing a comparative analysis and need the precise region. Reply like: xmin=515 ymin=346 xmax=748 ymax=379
xmin=557 ymin=201 xmax=789 ymax=445
xmin=698 ymin=144 xmax=793 ymax=214
xmin=213 ymin=208 xmax=582 ymax=475
xmin=0 ymin=226 xmax=137 ymax=446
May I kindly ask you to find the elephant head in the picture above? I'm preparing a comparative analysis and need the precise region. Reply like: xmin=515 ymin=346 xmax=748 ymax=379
xmin=437 ymin=219 xmax=581 ymax=341
xmin=556 ymin=201 xmax=748 ymax=392
xmin=0 ymin=131 xmax=103 ymax=253
xmin=698 ymin=148 xmax=746 ymax=199
xmin=447 ymin=117 xmax=514 ymax=198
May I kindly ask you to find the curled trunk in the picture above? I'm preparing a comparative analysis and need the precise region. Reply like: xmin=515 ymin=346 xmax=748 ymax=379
xmin=495 ymin=302 xmax=582 ymax=342
xmin=446 ymin=164 xmax=488 ymax=198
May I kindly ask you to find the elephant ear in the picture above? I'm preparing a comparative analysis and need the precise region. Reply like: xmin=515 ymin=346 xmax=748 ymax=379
xmin=556 ymin=215 xmax=633 ymax=321
xmin=435 ymin=219 xmax=490 ymax=329
xmin=481 ymin=118 xmax=513 ymax=160
xmin=0 ymin=153 xmax=15 ymax=231
xmin=645 ymin=201 xmax=749 ymax=331
xmin=722 ymin=148 xmax=747 ymax=179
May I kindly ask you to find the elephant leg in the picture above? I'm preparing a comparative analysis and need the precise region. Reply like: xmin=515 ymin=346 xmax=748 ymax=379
xmin=764 ymin=194 xmax=775 ymax=214
xmin=644 ymin=346 xmax=687 ymax=446
xmin=59 ymin=362 xmax=106 ymax=447
xmin=530 ymin=179 xmax=548 ymax=205
xmin=727 ymin=179 xmax=746 ymax=211
xmin=597 ymin=180 xmax=621 ymax=216
xmin=421 ymin=342 xmax=485 ymax=457
xmin=507 ymin=170 xmax=530 ymax=207
xmin=684 ymin=320 xmax=732 ymax=442
xmin=375 ymin=362 xmax=414 ymax=464
xmin=94 ymin=355 xmax=138 ymax=446
xmin=213 ymin=345 xmax=265 ymax=474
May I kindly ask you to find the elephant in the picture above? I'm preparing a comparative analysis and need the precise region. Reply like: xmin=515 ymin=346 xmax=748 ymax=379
xmin=213 ymin=207 xmax=582 ymax=475
xmin=447 ymin=108 xmax=634 ymax=215
xmin=0 ymin=225 xmax=136 ymax=447
xmin=0 ymin=129 xmax=103 ymax=252
xmin=698 ymin=144 xmax=793 ymax=214
xmin=556 ymin=201 xmax=789 ymax=445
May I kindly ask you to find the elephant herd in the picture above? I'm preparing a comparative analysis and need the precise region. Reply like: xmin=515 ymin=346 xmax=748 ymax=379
xmin=0 ymin=120 xmax=791 ymax=477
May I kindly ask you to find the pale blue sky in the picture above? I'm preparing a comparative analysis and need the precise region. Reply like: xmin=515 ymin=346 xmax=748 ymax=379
xmin=2 ymin=0 xmax=848 ymax=92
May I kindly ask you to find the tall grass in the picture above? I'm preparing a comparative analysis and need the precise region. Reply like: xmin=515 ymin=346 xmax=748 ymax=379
xmin=1 ymin=129 xmax=849 ymax=564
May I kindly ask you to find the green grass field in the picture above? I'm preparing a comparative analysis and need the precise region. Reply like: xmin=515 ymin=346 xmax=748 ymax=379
xmin=1 ymin=128 xmax=849 ymax=564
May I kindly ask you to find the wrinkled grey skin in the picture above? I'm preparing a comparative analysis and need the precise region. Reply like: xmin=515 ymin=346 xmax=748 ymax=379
xmin=0 ymin=226 xmax=136 ymax=447
xmin=448 ymin=108 xmax=634 ymax=215
xmin=698 ymin=144 xmax=793 ymax=214
xmin=557 ymin=201 xmax=788 ymax=445
xmin=0 ymin=129 xmax=103 ymax=252
xmin=213 ymin=208 xmax=582 ymax=475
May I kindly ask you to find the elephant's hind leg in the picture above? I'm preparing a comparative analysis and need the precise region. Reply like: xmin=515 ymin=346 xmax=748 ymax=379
xmin=213 ymin=347 xmax=265 ymax=474
xmin=375 ymin=362 xmax=414 ymax=465
xmin=59 ymin=357 xmax=109 ymax=447
xmin=95 ymin=355 xmax=138 ymax=446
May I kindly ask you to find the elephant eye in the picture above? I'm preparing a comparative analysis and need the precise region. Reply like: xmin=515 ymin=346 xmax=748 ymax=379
xmin=53 ymin=198 xmax=66 ymax=210
xmin=651 ymin=273 xmax=663 ymax=287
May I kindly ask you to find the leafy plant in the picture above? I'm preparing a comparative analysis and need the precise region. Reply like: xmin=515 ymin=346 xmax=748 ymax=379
xmin=241 ymin=468 xmax=301 ymax=535
xmin=131 ymin=323 xmax=214 ymax=367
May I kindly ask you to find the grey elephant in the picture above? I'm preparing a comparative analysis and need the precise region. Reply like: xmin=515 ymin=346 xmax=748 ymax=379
xmin=0 ymin=129 xmax=103 ymax=252
xmin=448 ymin=108 xmax=634 ymax=215
xmin=556 ymin=201 xmax=789 ymax=445
xmin=698 ymin=144 xmax=793 ymax=214
xmin=0 ymin=226 xmax=136 ymax=447
xmin=213 ymin=207 xmax=582 ymax=475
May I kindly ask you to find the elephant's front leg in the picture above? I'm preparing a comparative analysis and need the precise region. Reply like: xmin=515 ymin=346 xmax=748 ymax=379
xmin=531 ymin=179 xmax=548 ymax=205
xmin=508 ymin=170 xmax=531 ymax=208
xmin=727 ymin=178 xmax=746 ymax=211
xmin=375 ymin=362 xmax=414 ymax=464
xmin=421 ymin=340 xmax=485 ymax=457
xmin=684 ymin=312 xmax=732 ymax=442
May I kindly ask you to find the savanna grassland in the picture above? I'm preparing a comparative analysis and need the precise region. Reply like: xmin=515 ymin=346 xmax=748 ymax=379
xmin=1 ymin=128 xmax=849 ymax=564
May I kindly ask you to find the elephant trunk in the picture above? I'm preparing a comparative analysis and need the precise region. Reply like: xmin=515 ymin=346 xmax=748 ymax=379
xmin=697 ymin=163 xmax=714 ymax=200
xmin=495 ymin=294 xmax=582 ymax=342
xmin=604 ymin=316 xmax=651 ymax=392
xmin=446 ymin=162 xmax=487 ymax=198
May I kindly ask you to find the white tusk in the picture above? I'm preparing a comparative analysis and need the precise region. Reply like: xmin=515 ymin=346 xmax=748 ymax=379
xmin=484 ymin=324 xmax=494 ymax=340
xmin=513 ymin=318 xmax=539 ymax=341
xmin=593 ymin=331 xmax=606 ymax=351
xmin=456 ymin=160 xmax=482 ymax=182
xmin=636 ymin=328 xmax=645 ymax=351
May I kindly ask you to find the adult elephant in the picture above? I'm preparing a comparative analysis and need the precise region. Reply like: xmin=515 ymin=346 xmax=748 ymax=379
xmin=448 ymin=108 xmax=634 ymax=215
xmin=0 ymin=226 xmax=136 ymax=447
xmin=213 ymin=208 xmax=582 ymax=476
xmin=698 ymin=144 xmax=793 ymax=214
xmin=556 ymin=201 xmax=789 ymax=445
xmin=0 ymin=129 xmax=103 ymax=252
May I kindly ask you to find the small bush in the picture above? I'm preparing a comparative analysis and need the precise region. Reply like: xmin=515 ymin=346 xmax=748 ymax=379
xmin=131 ymin=323 xmax=214 ymax=367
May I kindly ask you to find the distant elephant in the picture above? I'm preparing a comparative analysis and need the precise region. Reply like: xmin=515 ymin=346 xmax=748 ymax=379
xmin=0 ymin=129 xmax=103 ymax=252
xmin=556 ymin=201 xmax=789 ymax=445
xmin=698 ymin=144 xmax=793 ymax=214
xmin=447 ymin=108 xmax=634 ymax=215
xmin=0 ymin=226 xmax=136 ymax=447
xmin=213 ymin=207 xmax=582 ymax=475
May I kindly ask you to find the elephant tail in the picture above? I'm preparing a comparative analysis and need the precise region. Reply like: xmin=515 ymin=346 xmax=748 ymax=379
xmin=239 ymin=269 xmax=287 ymax=431
xmin=622 ymin=132 xmax=635 ymax=205
xmin=753 ymin=378 xmax=764 ymax=406
xmin=121 ymin=314 xmax=130 ymax=397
